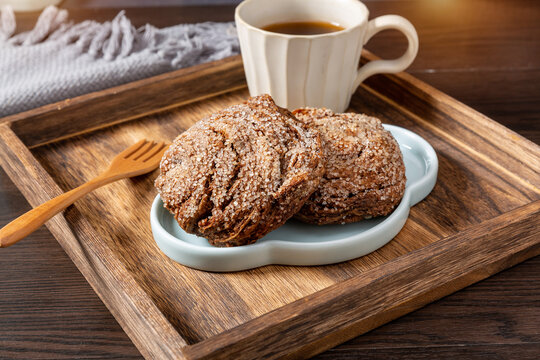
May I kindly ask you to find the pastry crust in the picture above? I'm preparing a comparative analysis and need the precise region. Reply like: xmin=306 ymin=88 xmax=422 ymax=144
xmin=155 ymin=95 xmax=324 ymax=247
xmin=292 ymin=107 xmax=406 ymax=225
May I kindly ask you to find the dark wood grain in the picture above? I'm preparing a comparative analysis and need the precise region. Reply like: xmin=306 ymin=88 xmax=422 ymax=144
xmin=316 ymin=254 xmax=540 ymax=358
xmin=0 ymin=124 xmax=187 ymax=359
xmin=413 ymin=70 xmax=540 ymax=144
xmin=316 ymin=344 xmax=540 ymax=360
xmin=1 ymin=47 xmax=539 ymax=359
xmin=183 ymin=201 xmax=539 ymax=359
xmin=1 ymin=0 xmax=539 ymax=359
xmin=0 ymin=197 xmax=140 ymax=359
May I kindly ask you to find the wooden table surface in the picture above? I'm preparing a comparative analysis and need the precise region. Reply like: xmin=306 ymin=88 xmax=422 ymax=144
xmin=1 ymin=0 xmax=539 ymax=358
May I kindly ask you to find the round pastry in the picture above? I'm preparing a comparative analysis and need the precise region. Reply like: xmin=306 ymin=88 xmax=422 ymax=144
xmin=155 ymin=95 xmax=324 ymax=247
xmin=292 ymin=107 xmax=406 ymax=225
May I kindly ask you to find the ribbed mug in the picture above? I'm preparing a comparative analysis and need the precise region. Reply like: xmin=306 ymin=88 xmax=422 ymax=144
xmin=235 ymin=0 xmax=419 ymax=112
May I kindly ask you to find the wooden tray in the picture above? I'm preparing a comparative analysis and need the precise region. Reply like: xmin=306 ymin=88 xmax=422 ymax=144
xmin=1 ymin=52 xmax=539 ymax=360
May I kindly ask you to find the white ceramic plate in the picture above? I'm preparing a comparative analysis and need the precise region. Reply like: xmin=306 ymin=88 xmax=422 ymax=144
xmin=150 ymin=125 xmax=438 ymax=272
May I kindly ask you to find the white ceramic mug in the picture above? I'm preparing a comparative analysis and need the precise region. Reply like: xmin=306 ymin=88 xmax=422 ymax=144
xmin=235 ymin=0 xmax=419 ymax=112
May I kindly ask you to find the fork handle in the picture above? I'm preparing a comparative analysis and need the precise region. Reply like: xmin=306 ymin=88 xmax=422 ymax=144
xmin=0 ymin=174 xmax=115 ymax=248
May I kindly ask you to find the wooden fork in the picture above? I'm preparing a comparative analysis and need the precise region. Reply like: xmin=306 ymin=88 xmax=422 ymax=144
xmin=0 ymin=139 xmax=168 ymax=248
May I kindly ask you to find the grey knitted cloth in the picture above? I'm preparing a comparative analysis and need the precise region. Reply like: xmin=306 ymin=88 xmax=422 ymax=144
xmin=0 ymin=6 xmax=239 ymax=117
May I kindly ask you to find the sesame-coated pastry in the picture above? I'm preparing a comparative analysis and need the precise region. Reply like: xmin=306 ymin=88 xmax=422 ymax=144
xmin=155 ymin=95 xmax=324 ymax=247
xmin=292 ymin=107 xmax=406 ymax=225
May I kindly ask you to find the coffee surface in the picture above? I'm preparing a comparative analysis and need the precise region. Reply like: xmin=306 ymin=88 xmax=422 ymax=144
xmin=262 ymin=21 xmax=344 ymax=35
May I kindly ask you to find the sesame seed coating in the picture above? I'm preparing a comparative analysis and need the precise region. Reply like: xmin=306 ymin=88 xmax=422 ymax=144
xmin=155 ymin=95 xmax=324 ymax=247
xmin=292 ymin=107 xmax=406 ymax=225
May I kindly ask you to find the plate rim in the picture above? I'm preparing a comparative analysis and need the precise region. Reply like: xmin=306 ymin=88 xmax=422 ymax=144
xmin=150 ymin=124 xmax=438 ymax=271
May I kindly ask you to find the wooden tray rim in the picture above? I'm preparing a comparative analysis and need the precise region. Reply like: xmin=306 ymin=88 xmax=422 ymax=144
xmin=1 ymin=53 xmax=539 ymax=360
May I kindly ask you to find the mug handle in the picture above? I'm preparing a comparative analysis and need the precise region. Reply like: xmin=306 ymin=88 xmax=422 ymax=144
xmin=354 ymin=15 xmax=419 ymax=89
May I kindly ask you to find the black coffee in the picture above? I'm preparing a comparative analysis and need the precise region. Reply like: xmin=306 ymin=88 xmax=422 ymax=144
xmin=262 ymin=21 xmax=344 ymax=35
